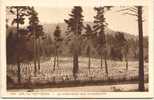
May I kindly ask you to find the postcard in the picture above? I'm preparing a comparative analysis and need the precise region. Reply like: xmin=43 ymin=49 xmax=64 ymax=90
xmin=0 ymin=0 xmax=154 ymax=98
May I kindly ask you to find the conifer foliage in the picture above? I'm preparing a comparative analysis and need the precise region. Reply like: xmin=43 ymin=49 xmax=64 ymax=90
xmin=27 ymin=7 xmax=44 ymax=75
xmin=93 ymin=7 xmax=111 ymax=77
xmin=64 ymin=6 xmax=84 ymax=80
xmin=8 ymin=6 xmax=31 ymax=84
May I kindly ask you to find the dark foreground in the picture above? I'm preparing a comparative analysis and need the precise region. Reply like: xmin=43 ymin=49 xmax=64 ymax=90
xmin=7 ymin=76 xmax=148 ymax=91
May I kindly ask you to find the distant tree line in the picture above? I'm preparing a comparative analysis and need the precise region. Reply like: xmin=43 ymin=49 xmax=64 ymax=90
xmin=7 ymin=28 xmax=148 ymax=64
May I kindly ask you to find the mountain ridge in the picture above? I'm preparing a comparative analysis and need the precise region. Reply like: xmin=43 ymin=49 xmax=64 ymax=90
xmin=42 ymin=22 xmax=140 ymax=40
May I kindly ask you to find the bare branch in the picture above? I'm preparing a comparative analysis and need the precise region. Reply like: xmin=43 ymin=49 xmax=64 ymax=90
xmin=123 ymin=12 xmax=138 ymax=16
xmin=128 ymin=8 xmax=137 ymax=13
xmin=117 ymin=8 xmax=130 ymax=12
xmin=130 ymin=7 xmax=137 ymax=11
xmin=117 ymin=8 xmax=137 ymax=13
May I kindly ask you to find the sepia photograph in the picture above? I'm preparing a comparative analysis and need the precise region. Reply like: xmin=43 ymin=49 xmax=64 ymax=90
xmin=1 ymin=0 xmax=154 ymax=98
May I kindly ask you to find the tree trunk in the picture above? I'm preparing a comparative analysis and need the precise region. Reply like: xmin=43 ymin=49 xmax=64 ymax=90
xmin=125 ymin=56 xmax=128 ymax=71
xmin=16 ymin=8 xmax=21 ymax=84
xmin=125 ymin=55 xmax=128 ymax=79
xmin=73 ymin=50 xmax=79 ymax=80
xmin=53 ymin=46 xmax=57 ymax=71
xmin=37 ymin=38 xmax=40 ymax=71
xmin=104 ymin=54 xmax=108 ymax=77
xmin=53 ymin=56 xmax=56 ymax=71
xmin=73 ymin=37 xmax=79 ymax=80
xmin=33 ymin=33 xmax=37 ymax=76
xmin=100 ymin=54 xmax=103 ymax=69
xmin=17 ymin=55 xmax=21 ymax=84
xmin=88 ymin=47 xmax=91 ymax=73
xmin=87 ymin=46 xmax=91 ymax=72
xmin=57 ymin=47 xmax=59 ymax=68
xmin=73 ymin=21 xmax=79 ymax=80
xmin=137 ymin=6 xmax=145 ymax=91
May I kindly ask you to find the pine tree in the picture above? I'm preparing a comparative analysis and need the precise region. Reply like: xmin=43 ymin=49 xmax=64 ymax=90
xmin=8 ymin=6 xmax=30 ymax=84
xmin=64 ymin=6 xmax=84 ymax=80
xmin=53 ymin=25 xmax=62 ymax=71
xmin=115 ymin=32 xmax=129 ymax=74
xmin=114 ymin=32 xmax=127 ymax=60
xmin=93 ymin=7 xmax=111 ymax=77
xmin=84 ymin=24 xmax=95 ymax=72
xmin=27 ymin=7 xmax=44 ymax=75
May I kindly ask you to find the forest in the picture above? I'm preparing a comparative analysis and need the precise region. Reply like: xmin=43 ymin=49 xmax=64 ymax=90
xmin=6 ymin=6 xmax=148 ymax=91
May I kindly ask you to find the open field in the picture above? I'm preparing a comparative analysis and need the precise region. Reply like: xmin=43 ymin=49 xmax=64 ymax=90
xmin=7 ymin=57 xmax=148 ymax=85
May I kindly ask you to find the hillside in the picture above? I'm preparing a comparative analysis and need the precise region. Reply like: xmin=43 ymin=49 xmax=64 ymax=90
xmin=7 ymin=22 xmax=142 ymax=40
xmin=42 ymin=22 xmax=138 ymax=40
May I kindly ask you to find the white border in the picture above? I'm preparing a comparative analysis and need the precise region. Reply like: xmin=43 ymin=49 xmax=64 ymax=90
xmin=0 ymin=0 xmax=154 ymax=98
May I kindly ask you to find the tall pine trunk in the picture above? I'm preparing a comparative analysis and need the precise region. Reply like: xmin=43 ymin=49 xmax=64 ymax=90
xmin=100 ymin=54 xmax=103 ymax=69
xmin=56 ymin=47 xmax=59 ymax=68
xmin=73 ymin=22 xmax=79 ymax=80
xmin=53 ymin=56 xmax=56 ymax=71
xmin=16 ymin=8 xmax=21 ymax=84
xmin=88 ymin=46 xmax=91 ymax=72
xmin=53 ymin=45 xmax=57 ymax=71
xmin=125 ymin=55 xmax=128 ymax=71
xmin=37 ymin=38 xmax=40 ymax=71
xmin=137 ymin=6 xmax=145 ymax=91
xmin=73 ymin=49 xmax=79 ymax=80
xmin=33 ymin=32 xmax=37 ymax=76
xmin=101 ymin=7 xmax=108 ymax=75
xmin=104 ymin=53 xmax=108 ymax=77
xmin=125 ymin=54 xmax=128 ymax=79
xmin=17 ymin=57 xmax=21 ymax=84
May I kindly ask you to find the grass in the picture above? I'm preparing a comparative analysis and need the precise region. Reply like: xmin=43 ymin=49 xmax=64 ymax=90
xmin=7 ymin=57 xmax=148 ymax=89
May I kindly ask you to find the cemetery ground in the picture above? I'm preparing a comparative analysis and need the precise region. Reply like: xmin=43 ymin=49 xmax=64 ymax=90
xmin=7 ymin=57 xmax=148 ymax=92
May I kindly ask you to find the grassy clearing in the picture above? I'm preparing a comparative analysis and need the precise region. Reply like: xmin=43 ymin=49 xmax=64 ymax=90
xmin=7 ymin=57 xmax=148 ymax=89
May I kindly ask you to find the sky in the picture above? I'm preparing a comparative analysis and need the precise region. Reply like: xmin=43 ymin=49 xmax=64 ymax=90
xmin=35 ymin=6 xmax=148 ymax=36
xmin=7 ymin=6 xmax=149 ymax=36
